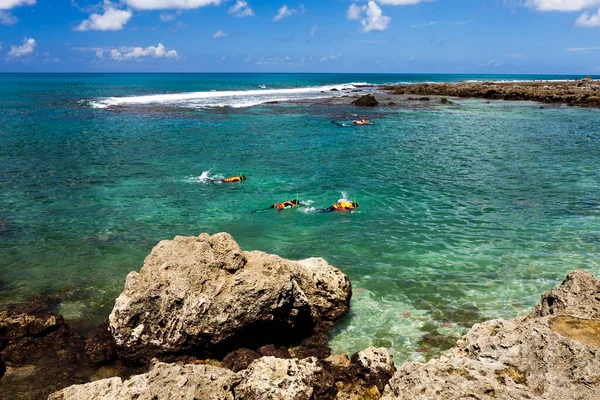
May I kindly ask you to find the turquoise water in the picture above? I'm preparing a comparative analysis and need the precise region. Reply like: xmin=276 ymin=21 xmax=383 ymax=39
xmin=1 ymin=73 xmax=599 ymax=362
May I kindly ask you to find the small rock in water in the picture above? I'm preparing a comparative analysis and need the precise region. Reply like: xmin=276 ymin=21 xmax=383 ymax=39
xmin=402 ymin=312 xmax=411 ymax=318
xmin=351 ymin=94 xmax=379 ymax=107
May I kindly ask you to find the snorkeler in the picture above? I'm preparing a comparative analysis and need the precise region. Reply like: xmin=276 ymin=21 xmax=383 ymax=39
xmin=250 ymin=199 xmax=300 ymax=214
xmin=353 ymin=119 xmax=372 ymax=125
xmin=317 ymin=200 xmax=359 ymax=212
xmin=204 ymin=174 xmax=246 ymax=183
xmin=221 ymin=175 xmax=246 ymax=183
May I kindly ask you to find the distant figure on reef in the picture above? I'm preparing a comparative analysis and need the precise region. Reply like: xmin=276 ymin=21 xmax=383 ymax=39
xmin=318 ymin=200 xmax=359 ymax=212
xmin=250 ymin=199 xmax=300 ymax=214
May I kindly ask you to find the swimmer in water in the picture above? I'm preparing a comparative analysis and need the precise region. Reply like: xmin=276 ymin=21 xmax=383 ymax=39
xmin=317 ymin=200 xmax=359 ymax=212
xmin=250 ymin=199 xmax=300 ymax=214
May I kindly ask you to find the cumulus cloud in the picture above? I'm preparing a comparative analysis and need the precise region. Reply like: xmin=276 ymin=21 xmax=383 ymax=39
xmin=101 ymin=43 xmax=179 ymax=60
xmin=347 ymin=1 xmax=390 ymax=32
xmin=0 ymin=9 xmax=17 ymax=23
xmin=213 ymin=29 xmax=227 ymax=38
xmin=273 ymin=4 xmax=302 ymax=21
xmin=7 ymin=37 xmax=35 ymax=58
xmin=123 ymin=0 xmax=220 ymax=10
xmin=525 ymin=0 xmax=600 ymax=12
xmin=228 ymin=0 xmax=253 ymax=17
xmin=575 ymin=9 xmax=600 ymax=26
xmin=378 ymin=0 xmax=430 ymax=4
xmin=347 ymin=3 xmax=361 ymax=19
xmin=0 ymin=0 xmax=35 ymax=10
xmin=76 ymin=1 xmax=132 ymax=31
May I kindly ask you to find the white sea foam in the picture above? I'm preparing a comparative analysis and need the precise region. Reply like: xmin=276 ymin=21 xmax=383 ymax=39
xmin=183 ymin=169 xmax=223 ymax=184
xmin=89 ymin=83 xmax=359 ymax=109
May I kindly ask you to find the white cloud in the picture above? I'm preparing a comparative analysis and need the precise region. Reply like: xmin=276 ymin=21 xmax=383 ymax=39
xmin=273 ymin=4 xmax=297 ymax=21
xmin=76 ymin=2 xmax=132 ymax=31
xmin=160 ymin=12 xmax=175 ymax=21
xmin=576 ymin=9 xmax=600 ymax=26
xmin=123 ymin=0 xmax=220 ymax=10
xmin=103 ymin=43 xmax=179 ymax=60
xmin=213 ymin=29 xmax=227 ymax=38
xmin=525 ymin=0 xmax=600 ymax=12
xmin=566 ymin=45 xmax=600 ymax=52
xmin=319 ymin=53 xmax=341 ymax=62
xmin=0 ymin=9 xmax=17 ymax=23
xmin=7 ymin=37 xmax=35 ymax=58
xmin=0 ymin=0 xmax=35 ymax=10
xmin=347 ymin=3 xmax=361 ymax=19
xmin=347 ymin=1 xmax=390 ymax=32
xmin=228 ymin=0 xmax=253 ymax=17
xmin=378 ymin=0 xmax=430 ymax=4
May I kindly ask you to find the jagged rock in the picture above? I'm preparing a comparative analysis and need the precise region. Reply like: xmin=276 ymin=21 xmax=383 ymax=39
xmin=0 ymin=309 xmax=64 ymax=345
xmin=388 ymin=102 xmax=397 ymax=106
xmin=382 ymin=270 xmax=600 ymax=400
xmin=353 ymin=347 xmax=395 ymax=390
xmin=48 ymin=361 xmax=240 ymax=400
xmin=351 ymin=94 xmax=379 ymax=107
xmin=85 ymin=320 xmax=117 ymax=364
xmin=222 ymin=348 xmax=261 ymax=372
xmin=108 ymin=233 xmax=351 ymax=362
xmin=387 ymin=81 xmax=600 ymax=108
xmin=440 ymin=98 xmax=453 ymax=104
xmin=235 ymin=356 xmax=331 ymax=400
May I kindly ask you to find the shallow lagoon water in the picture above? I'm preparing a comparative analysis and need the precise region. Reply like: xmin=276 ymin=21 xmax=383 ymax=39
xmin=0 ymin=74 xmax=599 ymax=363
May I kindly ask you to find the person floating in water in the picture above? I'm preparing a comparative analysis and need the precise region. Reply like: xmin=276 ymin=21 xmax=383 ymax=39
xmin=318 ymin=200 xmax=359 ymax=212
xmin=250 ymin=199 xmax=300 ymax=214
xmin=221 ymin=175 xmax=246 ymax=183
xmin=353 ymin=119 xmax=371 ymax=125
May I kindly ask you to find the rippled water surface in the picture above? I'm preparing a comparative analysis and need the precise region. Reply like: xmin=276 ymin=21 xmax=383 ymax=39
xmin=1 ymin=74 xmax=599 ymax=362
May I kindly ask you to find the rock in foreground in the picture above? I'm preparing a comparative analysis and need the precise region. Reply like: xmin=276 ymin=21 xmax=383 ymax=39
xmin=109 ymin=233 xmax=351 ymax=362
xmin=382 ymin=270 xmax=600 ymax=400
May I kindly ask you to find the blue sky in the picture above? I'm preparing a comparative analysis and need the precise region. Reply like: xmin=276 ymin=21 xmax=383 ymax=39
xmin=1 ymin=0 xmax=600 ymax=73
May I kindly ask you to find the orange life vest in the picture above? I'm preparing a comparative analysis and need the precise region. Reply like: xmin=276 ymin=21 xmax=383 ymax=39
xmin=274 ymin=201 xmax=297 ymax=210
xmin=333 ymin=201 xmax=356 ymax=211
xmin=222 ymin=176 xmax=243 ymax=183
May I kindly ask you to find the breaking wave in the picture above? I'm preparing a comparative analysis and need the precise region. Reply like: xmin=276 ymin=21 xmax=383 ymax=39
xmin=89 ymin=83 xmax=362 ymax=109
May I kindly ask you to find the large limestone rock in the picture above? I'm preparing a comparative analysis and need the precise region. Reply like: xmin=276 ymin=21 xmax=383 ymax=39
xmin=109 ymin=233 xmax=351 ymax=361
xmin=48 ymin=362 xmax=240 ymax=400
xmin=382 ymin=270 xmax=600 ymax=400
xmin=235 ymin=356 xmax=329 ymax=400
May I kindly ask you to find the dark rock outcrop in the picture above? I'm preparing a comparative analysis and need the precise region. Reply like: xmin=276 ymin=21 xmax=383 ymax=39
xmin=351 ymin=94 xmax=379 ymax=107
xmin=85 ymin=320 xmax=117 ymax=364
xmin=0 ymin=304 xmax=94 ymax=399
xmin=386 ymin=80 xmax=600 ymax=108
xmin=222 ymin=348 xmax=261 ymax=373
xmin=108 ymin=233 xmax=352 ymax=362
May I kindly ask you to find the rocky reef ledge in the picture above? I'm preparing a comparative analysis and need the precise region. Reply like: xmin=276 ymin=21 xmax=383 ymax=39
xmin=3 ymin=233 xmax=600 ymax=399
xmin=385 ymin=76 xmax=600 ymax=108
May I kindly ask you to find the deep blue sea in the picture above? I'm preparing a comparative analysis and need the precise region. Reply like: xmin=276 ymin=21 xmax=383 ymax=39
xmin=1 ymin=73 xmax=599 ymax=362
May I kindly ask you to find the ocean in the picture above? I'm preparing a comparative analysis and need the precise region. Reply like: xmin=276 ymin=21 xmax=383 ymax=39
xmin=0 ymin=73 xmax=599 ymax=362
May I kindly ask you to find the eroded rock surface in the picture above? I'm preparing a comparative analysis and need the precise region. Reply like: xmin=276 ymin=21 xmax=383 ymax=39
xmin=109 ymin=233 xmax=351 ymax=362
xmin=382 ymin=270 xmax=600 ymax=400
xmin=48 ymin=362 xmax=240 ymax=400
xmin=387 ymin=79 xmax=600 ymax=108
